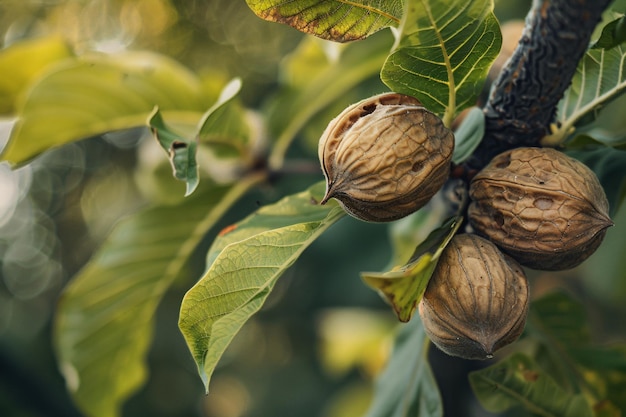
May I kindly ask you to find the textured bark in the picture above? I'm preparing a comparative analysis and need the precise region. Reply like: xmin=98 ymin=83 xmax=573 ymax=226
xmin=465 ymin=0 xmax=613 ymax=171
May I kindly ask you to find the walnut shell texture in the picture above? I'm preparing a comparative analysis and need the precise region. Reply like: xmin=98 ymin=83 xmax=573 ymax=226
xmin=419 ymin=233 xmax=529 ymax=360
xmin=318 ymin=92 xmax=454 ymax=222
xmin=469 ymin=147 xmax=613 ymax=270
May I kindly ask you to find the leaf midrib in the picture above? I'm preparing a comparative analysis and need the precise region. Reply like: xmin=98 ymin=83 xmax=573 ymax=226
xmin=418 ymin=0 xmax=456 ymax=126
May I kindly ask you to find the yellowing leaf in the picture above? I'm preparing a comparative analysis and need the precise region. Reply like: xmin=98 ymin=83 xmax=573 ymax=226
xmin=0 ymin=36 xmax=73 ymax=114
xmin=362 ymin=216 xmax=461 ymax=322
xmin=2 ymin=51 xmax=210 ymax=166
xmin=245 ymin=0 xmax=403 ymax=42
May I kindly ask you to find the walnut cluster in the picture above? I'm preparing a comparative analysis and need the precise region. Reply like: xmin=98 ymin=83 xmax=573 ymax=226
xmin=317 ymin=94 xmax=612 ymax=361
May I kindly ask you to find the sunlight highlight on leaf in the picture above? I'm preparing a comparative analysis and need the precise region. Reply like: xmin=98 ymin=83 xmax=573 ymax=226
xmin=245 ymin=0 xmax=403 ymax=42
xmin=381 ymin=0 xmax=501 ymax=125
xmin=179 ymin=182 xmax=345 ymax=392
xmin=0 ymin=36 xmax=73 ymax=114
xmin=1 ymin=51 xmax=210 ymax=166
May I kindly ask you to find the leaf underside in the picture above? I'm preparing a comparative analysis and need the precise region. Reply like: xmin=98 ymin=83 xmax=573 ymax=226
xmin=554 ymin=45 xmax=626 ymax=143
xmin=179 ymin=181 xmax=345 ymax=392
xmin=149 ymin=108 xmax=200 ymax=196
xmin=364 ymin=317 xmax=442 ymax=417
xmin=245 ymin=0 xmax=403 ymax=42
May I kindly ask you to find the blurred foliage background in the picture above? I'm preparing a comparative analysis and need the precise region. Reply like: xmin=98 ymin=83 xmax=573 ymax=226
xmin=2 ymin=1 xmax=625 ymax=417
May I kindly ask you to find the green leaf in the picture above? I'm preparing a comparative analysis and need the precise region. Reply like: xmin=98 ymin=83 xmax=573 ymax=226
xmin=547 ymin=45 xmax=626 ymax=145
xmin=179 ymin=181 xmax=345 ymax=392
xmin=197 ymin=78 xmax=250 ymax=159
xmin=566 ymin=143 xmax=626 ymax=216
xmin=381 ymin=0 xmax=501 ymax=126
xmin=363 ymin=317 xmax=442 ymax=417
xmin=528 ymin=291 xmax=626 ymax=412
xmin=529 ymin=292 xmax=590 ymax=348
xmin=267 ymin=30 xmax=393 ymax=169
xmin=148 ymin=107 xmax=199 ymax=196
xmin=362 ymin=216 xmax=461 ymax=322
xmin=0 ymin=36 xmax=73 ymax=114
xmin=2 ymin=51 xmax=209 ymax=167
xmin=452 ymin=106 xmax=485 ymax=164
xmin=54 ymin=177 xmax=261 ymax=417
xmin=591 ymin=15 xmax=626 ymax=50
xmin=569 ymin=346 xmax=626 ymax=373
xmin=245 ymin=0 xmax=403 ymax=42
xmin=469 ymin=353 xmax=593 ymax=417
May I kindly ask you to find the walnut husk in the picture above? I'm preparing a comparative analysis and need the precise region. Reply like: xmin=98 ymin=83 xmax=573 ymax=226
xmin=469 ymin=147 xmax=613 ymax=270
xmin=419 ymin=233 xmax=529 ymax=360
xmin=318 ymin=93 xmax=454 ymax=222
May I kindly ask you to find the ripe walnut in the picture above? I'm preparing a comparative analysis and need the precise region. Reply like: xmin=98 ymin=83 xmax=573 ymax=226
xmin=469 ymin=147 xmax=613 ymax=270
xmin=419 ymin=233 xmax=529 ymax=360
xmin=318 ymin=93 xmax=454 ymax=222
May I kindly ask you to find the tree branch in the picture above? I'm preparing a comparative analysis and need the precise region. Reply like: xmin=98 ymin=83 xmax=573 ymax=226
xmin=465 ymin=0 xmax=613 ymax=171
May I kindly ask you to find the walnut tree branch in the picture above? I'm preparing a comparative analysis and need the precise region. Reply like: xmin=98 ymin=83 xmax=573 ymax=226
xmin=465 ymin=0 xmax=613 ymax=171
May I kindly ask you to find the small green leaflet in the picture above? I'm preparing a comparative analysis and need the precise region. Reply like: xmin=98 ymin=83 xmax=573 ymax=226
xmin=362 ymin=216 xmax=461 ymax=322
xmin=149 ymin=107 xmax=199 ymax=196
xmin=452 ymin=106 xmax=485 ymax=164
xmin=381 ymin=0 xmax=501 ymax=126
xmin=179 ymin=182 xmax=345 ymax=392
xmin=363 ymin=317 xmax=442 ymax=417
xmin=148 ymin=78 xmax=247 ymax=196
xmin=245 ymin=0 xmax=403 ymax=42
xmin=469 ymin=353 xmax=593 ymax=417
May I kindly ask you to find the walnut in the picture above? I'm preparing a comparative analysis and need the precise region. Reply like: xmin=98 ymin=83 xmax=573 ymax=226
xmin=318 ymin=93 xmax=454 ymax=222
xmin=419 ymin=233 xmax=529 ymax=360
xmin=469 ymin=147 xmax=613 ymax=270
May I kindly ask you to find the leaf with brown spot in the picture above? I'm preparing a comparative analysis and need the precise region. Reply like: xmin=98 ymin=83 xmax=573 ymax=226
xmin=245 ymin=0 xmax=403 ymax=42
